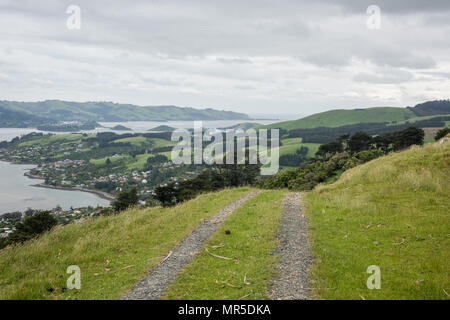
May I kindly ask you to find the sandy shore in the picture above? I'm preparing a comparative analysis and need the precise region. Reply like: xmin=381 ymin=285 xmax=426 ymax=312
xmin=31 ymin=183 xmax=116 ymax=202
xmin=23 ymin=171 xmax=116 ymax=202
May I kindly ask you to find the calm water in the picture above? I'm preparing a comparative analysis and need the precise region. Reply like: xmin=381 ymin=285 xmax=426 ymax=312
xmin=0 ymin=161 xmax=110 ymax=215
xmin=0 ymin=120 xmax=278 ymax=215
xmin=0 ymin=120 xmax=277 ymax=142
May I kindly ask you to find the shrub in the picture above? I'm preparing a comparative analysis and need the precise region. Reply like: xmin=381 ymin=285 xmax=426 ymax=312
xmin=434 ymin=127 xmax=450 ymax=141
xmin=6 ymin=211 xmax=57 ymax=244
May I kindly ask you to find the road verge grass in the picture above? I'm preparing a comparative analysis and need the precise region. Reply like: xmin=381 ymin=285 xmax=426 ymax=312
xmin=0 ymin=188 xmax=253 ymax=300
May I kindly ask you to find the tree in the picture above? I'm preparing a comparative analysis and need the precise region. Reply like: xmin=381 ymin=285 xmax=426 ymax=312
xmin=213 ymin=150 xmax=260 ymax=187
xmin=154 ymin=183 xmax=178 ymax=207
xmin=112 ymin=187 xmax=139 ymax=212
xmin=7 ymin=211 xmax=57 ymax=244
xmin=316 ymin=140 xmax=343 ymax=159
xmin=392 ymin=126 xmax=424 ymax=150
xmin=105 ymin=158 xmax=112 ymax=166
xmin=280 ymin=146 xmax=309 ymax=166
xmin=434 ymin=127 xmax=450 ymax=141
xmin=348 ymin=132 xmax=373 ymax=154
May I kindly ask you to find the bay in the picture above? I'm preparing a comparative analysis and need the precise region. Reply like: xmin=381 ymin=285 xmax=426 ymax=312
xmin=0 ymin=120 xmax=277 ymax=142
xmin=0 ymin=161 xmax=110 ymax=215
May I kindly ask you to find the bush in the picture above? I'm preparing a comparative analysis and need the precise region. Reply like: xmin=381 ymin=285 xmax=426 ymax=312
xmin=6 ymin=211 xmax=57 ymax=245
xmin=112 ymin=188 xmax=139 ymax=212
xmin=434 ymin=127 xmax=450 ymax=141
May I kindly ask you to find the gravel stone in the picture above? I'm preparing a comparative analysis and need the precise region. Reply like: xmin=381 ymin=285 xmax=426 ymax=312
xmin=268 ymin=193 xmax=311 ymax=300
xmin=122 ymin=191 xmax=261 ymax=300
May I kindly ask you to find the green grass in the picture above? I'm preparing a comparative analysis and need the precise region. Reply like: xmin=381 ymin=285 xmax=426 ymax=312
xmin=388 ymin=114 xmax=450 ymax=126
xmin=111 ymin=137 xmax=175 ymax=149
xmin=304 ymin=141 xmax=450 ymax=300
xmin=279 ymin=138 xmax=320 ymax=158
xmin=163 ymin=190 xmax=287 ymax=300
xmin=90 ymin=155 xmax=129 ymax=166
xmin=262 ymin=107 xmax=416 ymax=130
xmin=112 ymin=136 xmax=148 ymax=146
xmin=18 ymin=134 xmax=84 ymax=147
xmin=0 ymin=188 xmax=254 ymax=300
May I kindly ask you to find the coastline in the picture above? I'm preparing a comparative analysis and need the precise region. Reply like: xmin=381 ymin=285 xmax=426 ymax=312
xmin=23 ymin=171 xmax=115 ymax=202
xmin=31 ymin=183 xmax=116 ymax=202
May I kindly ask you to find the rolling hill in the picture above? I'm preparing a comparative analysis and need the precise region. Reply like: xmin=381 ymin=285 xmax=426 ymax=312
xmin=0 ymin=139 xmax=448 ymax=299
xmin=0 ymin=100 xmax=251 ymax=124
xmin=305 ymin=139 xmax=450 ymax=299
xmin=263 ymin=107 xmax=416 ymax=130
xmin=262 ymin=100 xmax=450 ymax=131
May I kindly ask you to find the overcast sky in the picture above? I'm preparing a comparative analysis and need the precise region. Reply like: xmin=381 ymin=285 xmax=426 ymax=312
xmin=0 ymin=0 xmax=449 ymax=116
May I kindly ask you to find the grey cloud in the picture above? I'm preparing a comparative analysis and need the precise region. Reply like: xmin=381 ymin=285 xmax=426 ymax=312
xmin=0 ymin=0 xmax=449 ymax=114
xmin=321 ymin=0 xmax=450 ymax=14
xmin=354 ymin=69 xmax=414 ymax=84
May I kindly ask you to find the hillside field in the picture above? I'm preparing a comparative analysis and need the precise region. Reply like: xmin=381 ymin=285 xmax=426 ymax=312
xmin=0 ymin=188 xmax=254 ymax=299
xmin=262 ymin=107 xmax=416 ymax=130
xmin=305 ymin=141 xmax=450 ymax=299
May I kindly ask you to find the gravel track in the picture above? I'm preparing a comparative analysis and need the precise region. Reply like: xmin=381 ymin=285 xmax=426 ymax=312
xmin=268 ymin=193 xmax=311 ymax=300
xmin=122 ymin=191 xmax=261 ymax=300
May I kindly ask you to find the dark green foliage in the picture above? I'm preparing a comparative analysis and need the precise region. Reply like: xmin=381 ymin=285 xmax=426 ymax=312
xmin=348 ymin=132 xmax=373 ymax=153
xmin=258 ymin=127 xmax=424 ymax=191
xmin=155 ymin=157 xmax=260 ymax=206
xmin=287 ymin=118 xmax=447 ymax=143
xmin=387 ymin=126 xmax=424 ymax=151
xmin=407 ymin=99 xmax=450 ymax=116
xmin=6 ymin=211 xmax=57 ymax=245
xmin=146 ymin=154 xmax=168 ymax=165
xmin=279 ymin=146 xmax=308 ymax=166
xmin=37 ymin=121 xmax=100 ymax=132
xmin=112 ymin=188 xmax=139 ymax=212
xmin=434 ymin=127 xmax=450 ymax=141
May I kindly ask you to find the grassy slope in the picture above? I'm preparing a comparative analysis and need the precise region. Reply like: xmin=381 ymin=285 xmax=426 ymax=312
xmin=304 ymin=141 xmax=450 ymax=299
xmin=0 ymin=188 xmax=254 ymax=300
xmin=163 ymin=190 xmax=287 ymax=300
xmin=263 ymin=107 xmax=415 ymax=130
xmin=279 ymin=138 xmax=320 ymax=158
xmin=18 ymin=134 xmax=85 ymax=147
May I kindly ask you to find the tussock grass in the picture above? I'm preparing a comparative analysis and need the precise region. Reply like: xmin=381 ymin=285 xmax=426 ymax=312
xmin=0 ymin=188 xmax=253 ymax=300
xmin=305 ymin=142 xmax=450 ymax=299
xmin=163 ymin=190 xmax=287 ymax=300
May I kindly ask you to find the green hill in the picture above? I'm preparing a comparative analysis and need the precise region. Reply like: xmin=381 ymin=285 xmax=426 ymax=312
xmin=0 ymin=100 xmax=250 ymax=123
xmin=263 ymin=107 xmax=416 ymax=130
xmin=0 ymin=140 xmax=448 ymax=300
xmin=262 ymin=100 xmax=450 ymax=131
xmin=305 ymin=140 xmax=450 ymax=299
xmin=0 ymin=188 xmax=254 ymax=299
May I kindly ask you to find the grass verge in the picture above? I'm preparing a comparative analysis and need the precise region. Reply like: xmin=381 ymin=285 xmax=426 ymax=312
xmin=304 ymin=141 xmax=450 ymax=299
xmin=0 ymin=188 xmax=253 ymax=300
xmin=163 ymin=190 xmax=286 ymax=300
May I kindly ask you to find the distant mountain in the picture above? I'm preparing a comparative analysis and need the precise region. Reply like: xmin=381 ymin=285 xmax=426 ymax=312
xmin=0 ymin=100 xmax=251 ymax=125
xmin=262 ymin=100 xmax=450 ymax=131
xmin=407 ymin=100 xmax=450 ymax=117
xmin=0 ymin=105 xmax=48 ymax=128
